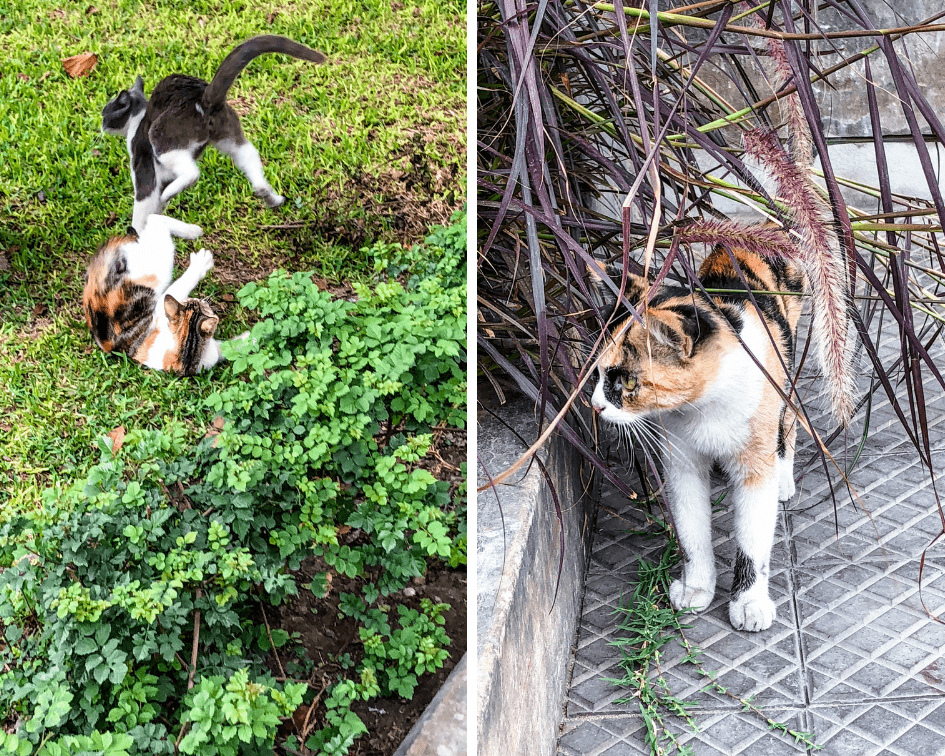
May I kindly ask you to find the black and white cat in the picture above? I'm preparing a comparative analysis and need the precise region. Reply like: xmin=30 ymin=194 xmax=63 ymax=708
xmin=101 ymin=35 xmax=326 ymax=231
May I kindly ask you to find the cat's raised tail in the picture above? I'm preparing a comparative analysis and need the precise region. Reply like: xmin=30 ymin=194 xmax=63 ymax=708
xmin=202 ymin=35 xmax=326 ymax=109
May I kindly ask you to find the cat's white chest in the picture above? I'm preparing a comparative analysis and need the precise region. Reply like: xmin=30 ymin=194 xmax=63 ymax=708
xmin=666 ymin=318 xmax=768 ymax=458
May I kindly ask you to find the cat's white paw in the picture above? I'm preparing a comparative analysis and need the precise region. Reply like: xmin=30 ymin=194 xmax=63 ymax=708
xmin=669 ymin=579 xmax=714 ymax=613
xmin=729 ymin=595 xmax=776 ymax=632
xmin=188 ymin=248 xmax=214 ymax=277
xmin=265 ymin=192 xmax=285 ymax=208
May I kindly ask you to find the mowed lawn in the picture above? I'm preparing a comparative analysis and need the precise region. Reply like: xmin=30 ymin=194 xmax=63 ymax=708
xmin=0 ymin=0 xmax=465 ymax=515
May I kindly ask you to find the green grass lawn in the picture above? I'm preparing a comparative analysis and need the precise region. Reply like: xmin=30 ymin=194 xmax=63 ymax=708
xmin=0 ymin=0 xmax=465 ymax=514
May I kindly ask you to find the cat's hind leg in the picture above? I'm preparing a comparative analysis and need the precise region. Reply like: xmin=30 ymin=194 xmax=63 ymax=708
xmin=665 ymin=450 xmax=716 ymax=614
xmin=777 ymin=401 xmax=799 ymax=501
xmin=214 ymin=137 xmax=285 ymax=208
xmin=156 ymin=149 xmax=201 ymax=204
xmin=141 ymin=214 xmax=202 ymax=240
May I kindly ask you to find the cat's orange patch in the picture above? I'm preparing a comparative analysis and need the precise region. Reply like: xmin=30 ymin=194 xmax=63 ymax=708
xmin=699 ymin=251 xmax=733 ymax=280
xmin=132 ymin=274 xmax=159 ymax=288
xmin=104 ymin=289 xmax=125 ymax=317
xmin=163 ymin=352 xmax=181 ymax=373
xmin=133 ymin=329 xmax=158 ymax=363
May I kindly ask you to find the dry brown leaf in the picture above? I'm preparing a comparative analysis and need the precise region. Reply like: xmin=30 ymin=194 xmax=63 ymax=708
xmin=205 ymin=415 xmax=226 ymax=442
xmin=106 ymin=426 xmax=126 ymax=454
xmin=63 ymin=52 xmax=97 ymax=79
xmin=317 ymin=571 xmax=334 ymax=598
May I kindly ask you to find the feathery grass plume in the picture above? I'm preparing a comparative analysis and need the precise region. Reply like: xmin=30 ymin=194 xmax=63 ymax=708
xmin=674 ymin=218 xmax=797 ymax=261
xmin=742 ymin=127 xmax=856 ymax=425
xmin=751 ymin=6 xmax=815 ymax=171
xmin=742 ymin=16 xmax=856 ymax=424
xmin=770 ymin=61 xmax=813 ymax=170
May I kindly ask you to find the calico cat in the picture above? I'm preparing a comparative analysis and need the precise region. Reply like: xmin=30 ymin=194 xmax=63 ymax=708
xmin=83 ymin=214 xmax=232 ymax=376
xmin=590 ymin=243 xmax=806 ymax=632
xmin=101 ymin=35 xmax=326 ymax=232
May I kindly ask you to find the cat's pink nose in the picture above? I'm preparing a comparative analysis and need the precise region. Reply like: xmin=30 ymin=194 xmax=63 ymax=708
xmin=591 ymin=401 xmax=603 ymax=414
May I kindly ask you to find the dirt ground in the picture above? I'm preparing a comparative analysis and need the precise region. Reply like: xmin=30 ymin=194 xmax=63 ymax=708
xmin=268 ymin=426 xmax=467 ymax=755
xmin=273 ymin=560 xmax=467 ymax=755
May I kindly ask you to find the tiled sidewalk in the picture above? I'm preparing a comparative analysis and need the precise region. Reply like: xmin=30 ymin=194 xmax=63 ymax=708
xmin=558 ymin=337 xmax=945 ymax=754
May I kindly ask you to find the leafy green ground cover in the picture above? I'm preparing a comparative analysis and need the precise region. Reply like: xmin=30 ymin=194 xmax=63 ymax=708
xmin=0 ymin=2 xmax=466 ymax=754
xmin=0 ymin=218 xmax=467 ymax=755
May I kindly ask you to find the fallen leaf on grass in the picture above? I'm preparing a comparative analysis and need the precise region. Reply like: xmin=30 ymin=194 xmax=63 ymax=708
xmin=106 ymin=426 xmax=125 ymax=454
xmin=63 ymin=52 xmax=97 ymax=79
xmin=0 ymin=253 xmax=9 ymax=271
xmin=205 ymin=415 xmax=226 ymax=445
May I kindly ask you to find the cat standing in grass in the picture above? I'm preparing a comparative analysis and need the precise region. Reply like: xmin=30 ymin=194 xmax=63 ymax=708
xmin=83 ymin=214 xmax=235 ymax=376
xmin=101 ymin=35 xmax=326 ymax=232
xmin=590 ymin=243 xmax=811 ymax=632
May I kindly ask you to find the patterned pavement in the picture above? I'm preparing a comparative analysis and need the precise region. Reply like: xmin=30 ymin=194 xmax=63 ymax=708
xmin=557 ymin=323 xmax=945 ymax=755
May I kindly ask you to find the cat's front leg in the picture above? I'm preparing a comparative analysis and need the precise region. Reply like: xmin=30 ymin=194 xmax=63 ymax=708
xmin=131 ymin=192 xmax=165 ymax=235
xmin=164 ymin=249 xmax=213 ymax=302
xmin=664 ymin=451 xmax=716 ymax=614
xmin=728 ymin=471 xmax=780 ymax=632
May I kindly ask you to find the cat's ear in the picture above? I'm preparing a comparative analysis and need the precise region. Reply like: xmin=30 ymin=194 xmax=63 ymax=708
xmin=645 ymin=314 xmax=692 ymax=357
xmin=132 ymin=76 xmax=145 ymax=95
xmin=164 ymin=294 xmax=181 ymax=320
xmin=587 ymin=258 xmax=647 ymax=314
xmin=199 ymin=316 xmax=219 ymax=337
xmin=646 ymin=306 xmax=715 ymax=359
xmin=125 ymin=226 xmax=138 ymax=239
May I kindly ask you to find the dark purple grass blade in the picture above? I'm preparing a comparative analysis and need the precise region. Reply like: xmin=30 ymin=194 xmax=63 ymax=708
xmin=864 ymin=57 xmax=896 ymax=247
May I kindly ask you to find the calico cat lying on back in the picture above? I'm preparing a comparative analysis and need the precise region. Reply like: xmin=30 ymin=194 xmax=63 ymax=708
xmin=101 ymin=35 xmax=326 ymax=232
xmin=590 ymin=243 xmax=808 ymax=632
xmin=83 ymin=214 xmax=235 ymax=376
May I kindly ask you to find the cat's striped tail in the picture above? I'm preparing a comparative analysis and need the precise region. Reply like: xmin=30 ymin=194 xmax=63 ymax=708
xmin=203 ymin=35 xmax=326 ymax=109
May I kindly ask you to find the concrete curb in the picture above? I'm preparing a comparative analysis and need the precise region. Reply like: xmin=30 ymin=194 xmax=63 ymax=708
xmin=476 ymin=401 xmax=599 ymax=756
xmin=392 ymin=653 xmax=467 ymax=756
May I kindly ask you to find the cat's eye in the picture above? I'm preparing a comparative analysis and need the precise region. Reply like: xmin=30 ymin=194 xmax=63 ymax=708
xmin=618 ymin=375 xmax=637 ymax=393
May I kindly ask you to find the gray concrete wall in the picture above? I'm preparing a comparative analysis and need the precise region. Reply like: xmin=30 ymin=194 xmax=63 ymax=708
xmin=809 ymin=0 xmax=945 ymax=138
xmin=477 ymin=402 xmax=599 ymax=756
